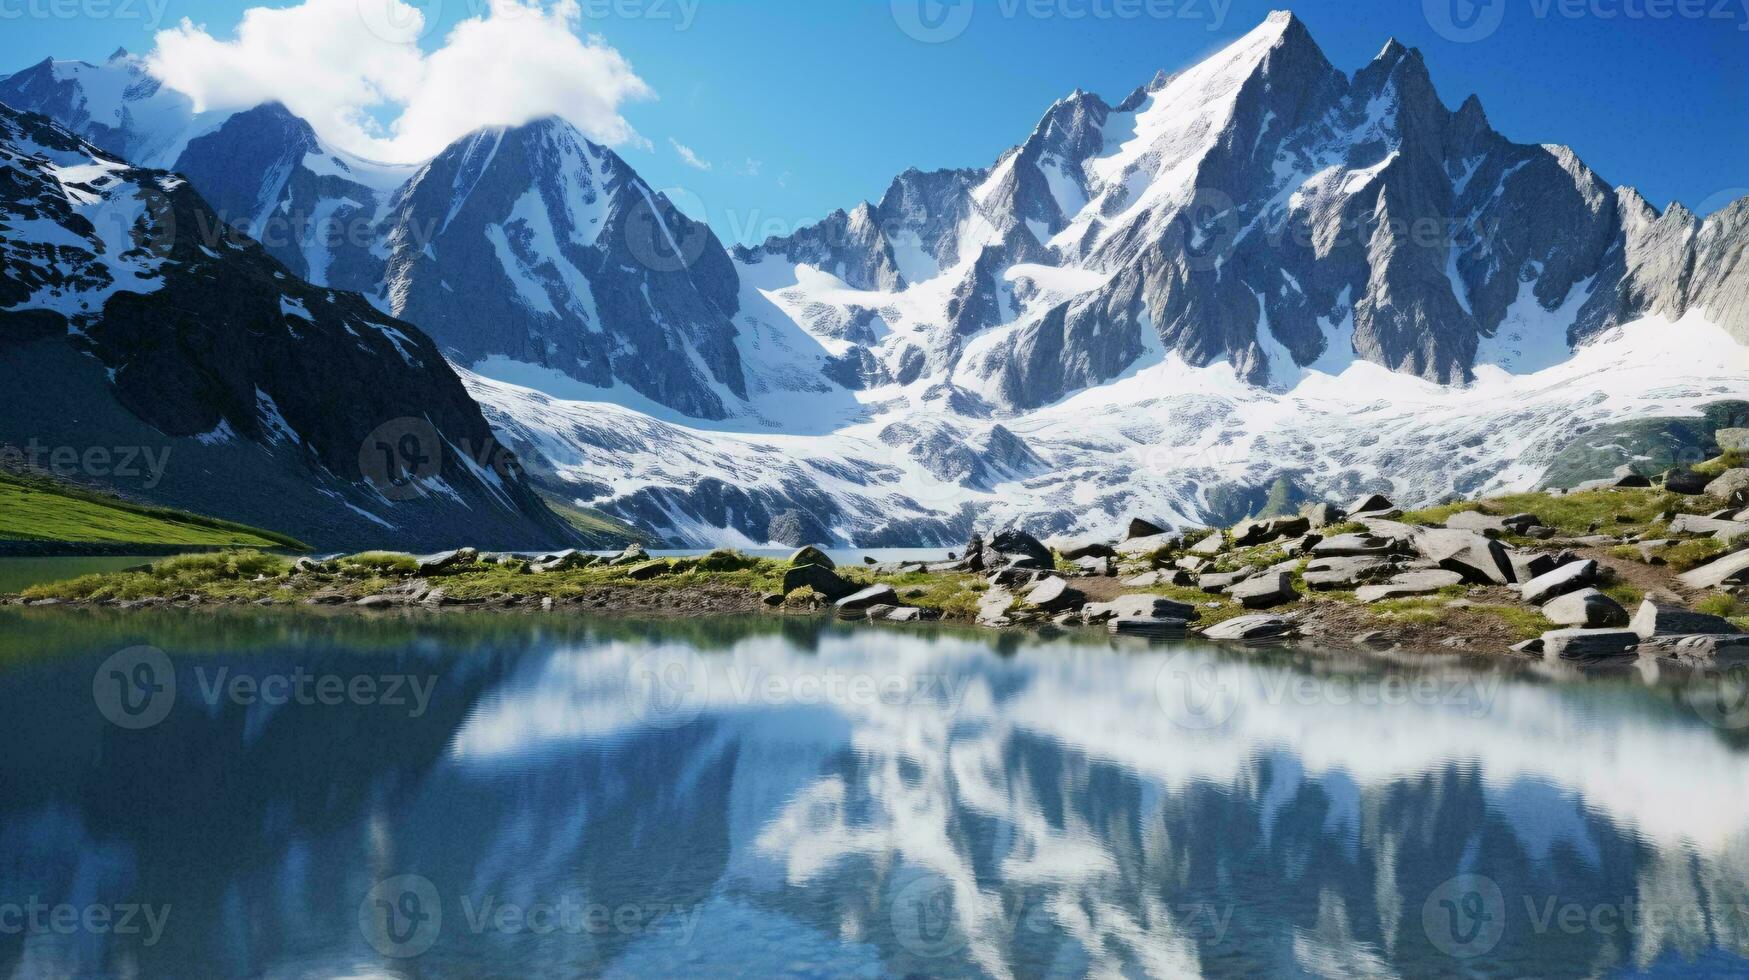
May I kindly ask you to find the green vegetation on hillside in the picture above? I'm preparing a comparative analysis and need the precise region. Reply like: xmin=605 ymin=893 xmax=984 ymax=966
xmin=0 ymin=472 xmax=307 ymax=551
xmin=533 ymin=489 xmax=650 ymax=548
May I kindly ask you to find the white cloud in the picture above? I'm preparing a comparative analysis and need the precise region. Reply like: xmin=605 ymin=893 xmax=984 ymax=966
xmin=734 ymin=158 xmax=762 ymax=177
xmin=668 ymin=138 xmax=711 ymax=171
xmin=145 ymin=0 xmax=654 ymax=163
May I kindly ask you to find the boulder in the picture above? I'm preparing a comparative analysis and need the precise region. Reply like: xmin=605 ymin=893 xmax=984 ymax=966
xmin=1109 ymin=618 xmax=1190 ymax=638
xmin=1231 ymin=515 xmax=1310 ymax=547
xmin=1116 ymin=532 xmax=1180 ymax=557
xmin=1668 ymin=514 xmax=1745 ymax=537
xmin=1677 ymin=550 xmax=1749 ymax=590
xmin=416 ymin=548 xmax=478 ymax=575
xmin=1347 ymin=493 xmax=1395 ymax=516
xmin=1542 ymin=589 xmax=1629 ymax=628
xmin=1637 ymin=633 xmax=1749 ymax=667
xmin=1665 ymin=469 xmax=1712 ymax=495
xmin=787 ymin=545 xmax=835 ymax=569
xmin=1541 ymin=628 xmax=1640 ymax=663
xmin=783 ymin=563 xmax=855 ymax=601
xmin=1413 ymin=529 xmax=1517 ymax=585
xmin=1203 ymin=615 xmax=1296 ymax=641
xmin=1125 ymin=517 xmax=1167 ymax=540
xmin=885 ymin=606 xmax=927 ymax=622
xmin=607 ymin=543 xmax=649 ymax=566
xmin=1082 ymin=595 xmax=1199 ymax=623
xmin=1123 ymin=569 xmax=1191 ymax=587
xmin=1189 ymin=533 xmax=1226 ymax=556
xmin=964 ymin=534 xmax=986 ymax=572
xmin=1445 ymin=511 xmax=1507 ymax=535
xmin=1199 ymin=571 xmax=1249 ymax=593
xmin=1508 ymin=551 xmax=1564 ymax=584
xmin=1521 ymin=559 xmax=1601 ymax=604
xmin=1023 ymin=576 xmax=1084 ymax=613
xmin=1705 ymin=468 xmax=1749 ymax=506
xmin=1073 ymin=555 xmax=1116 ymax=576
xmin=1229 ymin=573 xmax=1299 ymax=608
xmin=989 ymin=564 xmax=1045 ymax=588
xmin=1629 ymin=599 xmax=1742 ymax=638
xmin=1354 ymin=569 xmax=1465 ymax=603
xmin=1718 ymin=428 xmax=1749 ymax=453
xmin=837 ymin=584 xmax=900 ymax=612
xmin=1312 ymin=533 xmax=1400 ymax=557
xmin=355 ymin=594 xmax=399 ymax=609
xmin=990 ymin=529 xmax=1053 ymax=569
xmin=624 ymin=560 xmax=669 ymax=580
xmin=975 ymin=586 xmax=1015 ymax=626
xmin=1301 ymin=502 xmax=1346 ymax=528
xmin=1058 ymin=540 xmax=1117 ymax=561
xmin=1302 ymin=556 xmax=1396 ymax=590
xmin=1175 ymin=556 xmax=1210 ymax=573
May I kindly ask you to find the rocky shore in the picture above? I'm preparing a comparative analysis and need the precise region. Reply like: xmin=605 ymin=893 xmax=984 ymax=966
xmin=10 ymin=439 xmax=1749 ymax=667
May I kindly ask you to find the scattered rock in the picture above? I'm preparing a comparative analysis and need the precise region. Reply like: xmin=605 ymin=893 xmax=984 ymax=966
xmin=1114 ymin=533 xmax=1175 ymax=558
xmin=1665 ymin=470 xmax=1712 ymax=495
xmin=607 ymin=543 xmax=649 ymax=566
xmin=1413 ymin=528 xmax=1517 ymax=585
xmin=1229 ymin=572 xmax=1299 ymax=608
xmin=989 ymin=564 xmax=1045 ymax=588
xmin=1352 ymin=630 xmax=1394 ymax=648
xmin=1109 ymin=617 xmax=1189 ymax=638
xmin=1301 ymin=502 xmax=1346 ymax=528
xmin=1510 ymin=637 xmax=1545 ymax=655
xmin=1444 ymin=511 xmax=1507 ymax=535
xmin=1508 ymin=551 xmax=1564 ymax=584
xmin=1542 ymin=588 xmax=1629 ymax=628
xmin=783 ymin=563 xmax=855 ymax=600
xmin=1541 ymin=628 xmax=1640 ymax=663
xmin=624 ymin=560 xmax=669 ymax=580
xmin=1083 ymin=594 xmax=1199 ymax=623
xmin=787 ymin=545 xmax=834 ymax=569
xmin=1637 ymin=633 xmax=1749 ymax=667
xmin=1122 ymin=569 xmax=1191 ymax=587
xmin=885 ymin=606 xmax=925 ymax=622
xmin=1023 ymin=576 xmax=1085 ymax=613
xmin=1058 ymin=540 xmax=1117 ymax=561
xmin=1073 ymin=555 xmax=1117 ymax=576
xmin=416 ymin=548 xmax=477 ymax=575
xmin=976 ymin=586 xmax=1015 ymax=626
xmin=1629 ymin=599 xmax=1742 ymax=638
xmin=1705 ymin=468 xmax=1749 ymax=506
xmin=1203 ymin=615 xmax=1296 ymax=641
xmin=1188 ymin=533 xmax=1226 ymax=556
xmin=761 ymin=592 xmax=785 ymax=607
xmin=1718 ymin=428 xmax=1749 ymax=453
xmin=1312 ymin=533 xmax=1400 ymax=557
xmin=1677 ymin=550 xmax=1749 ymax=590
xmin=1671 ymin=514 xmax=1749 ymax=538
xmin=1303 ymin=556 xmax=1396 ymax=590
xmin=1356 ymin=570 xmax=1465 ymax=603
xmin=990 ymin=529 xmax=1053 ymax=569
xmin=1199 ymin=570 xmax=1249 ymax=593
xmin=1125 ymin=517 xmax=1167 ymax=540
xmin=1347 ymin=493 xmax=1395 ymax=516
xmin=1521 ymin=559 xmax=1600 ymax=604
xmin=1231 ymin=514 xmax=1310 ymax=547
xmin=836 ymin=584 xmax=899 ymax=612
xmin=1175 ymin=556 xmax=1210 ymax=573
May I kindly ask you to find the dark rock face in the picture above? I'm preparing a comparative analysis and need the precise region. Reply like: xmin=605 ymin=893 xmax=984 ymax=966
xmin=0 ymin=104 xmax=576 ymax=552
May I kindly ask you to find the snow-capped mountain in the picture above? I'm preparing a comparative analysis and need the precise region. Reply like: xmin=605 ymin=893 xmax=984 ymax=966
xmin=0 ymin=103 xmax=576 ymax=551
xmin=4 ymin=12 xmax=1746 ymax=547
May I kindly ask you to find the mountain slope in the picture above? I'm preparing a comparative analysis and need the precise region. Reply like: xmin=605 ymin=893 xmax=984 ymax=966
xmin=0 ymin=103 xmax=576 ymax=551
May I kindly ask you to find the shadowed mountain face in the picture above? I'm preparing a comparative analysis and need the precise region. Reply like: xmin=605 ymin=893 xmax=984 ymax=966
xmin=0 ymin=104 xmax=577 ymax=551
xmin=2 ymin=613 xmax=1747 ymax=977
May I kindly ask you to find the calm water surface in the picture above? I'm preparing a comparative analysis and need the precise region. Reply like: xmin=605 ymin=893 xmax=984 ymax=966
xmin=2 ymin=609 xmax=1748 ymax=978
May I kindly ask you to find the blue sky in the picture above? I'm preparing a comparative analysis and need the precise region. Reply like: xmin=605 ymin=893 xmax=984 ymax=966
xmin=3 ymin=0 xmax=1744 ymax=243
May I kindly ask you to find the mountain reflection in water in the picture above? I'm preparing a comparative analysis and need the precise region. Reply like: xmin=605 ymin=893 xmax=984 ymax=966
xmin=1 ymin=610 xmax=1747 ymax=978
